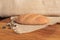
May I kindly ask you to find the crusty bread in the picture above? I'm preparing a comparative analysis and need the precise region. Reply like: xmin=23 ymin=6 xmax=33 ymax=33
xmin=14 ymin=14 xmax=49 ymax=25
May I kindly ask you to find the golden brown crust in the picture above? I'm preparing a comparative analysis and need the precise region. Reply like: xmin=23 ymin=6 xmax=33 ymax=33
xmin=14 ymin=14 xmax=49 ymax=25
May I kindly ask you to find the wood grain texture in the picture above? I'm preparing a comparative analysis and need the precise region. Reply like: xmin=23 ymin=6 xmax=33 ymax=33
xmin=0 ymin=18 xmax=60 ymax=40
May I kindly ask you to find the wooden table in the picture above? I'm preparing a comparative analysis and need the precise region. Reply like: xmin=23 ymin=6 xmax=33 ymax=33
xmin=0 ymin=18 xmax=60 ymax=40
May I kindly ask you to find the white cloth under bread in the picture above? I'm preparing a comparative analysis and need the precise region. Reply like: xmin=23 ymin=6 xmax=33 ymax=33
xmin=11 ymin=17 xmax=60 ymax=33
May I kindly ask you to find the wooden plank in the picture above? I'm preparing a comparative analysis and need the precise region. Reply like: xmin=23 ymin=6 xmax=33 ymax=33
xmin=0 ymin=18 xmax=60 ymax=40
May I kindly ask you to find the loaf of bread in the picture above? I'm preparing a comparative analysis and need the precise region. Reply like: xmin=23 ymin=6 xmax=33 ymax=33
xmin=14 ymin=14 xmax=49 ymax=25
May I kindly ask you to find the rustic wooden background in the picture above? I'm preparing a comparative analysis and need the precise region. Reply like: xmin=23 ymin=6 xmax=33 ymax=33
xmin=0 ymin=18 xmax=60 ymax=40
